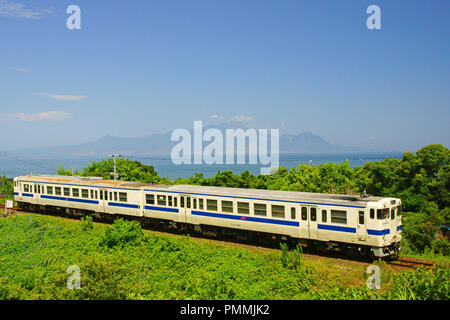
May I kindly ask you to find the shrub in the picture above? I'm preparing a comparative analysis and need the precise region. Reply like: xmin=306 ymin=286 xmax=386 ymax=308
xmin=81 ymin=215 xmax=93 ymax=231
xmin=386 ymin=267 xmax=449 ymax=300
xmin=100 ymin=218 xmax=143 ymax=248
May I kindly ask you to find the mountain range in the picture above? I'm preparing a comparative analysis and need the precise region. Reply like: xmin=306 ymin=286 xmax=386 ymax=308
xmin=7 ymin=127 xmax=360 ymax=159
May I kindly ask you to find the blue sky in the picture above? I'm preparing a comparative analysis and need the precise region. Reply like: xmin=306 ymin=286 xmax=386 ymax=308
xmin=0 ymin=0 xmax=449 ymax=152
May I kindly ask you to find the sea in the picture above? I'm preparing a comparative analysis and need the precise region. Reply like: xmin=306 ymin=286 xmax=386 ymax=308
xmin=0 ymin=152 xmax=403 ymax=180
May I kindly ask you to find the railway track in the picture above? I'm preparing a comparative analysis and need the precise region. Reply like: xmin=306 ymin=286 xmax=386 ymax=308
xmin=387 ymin=257 xmax=435 ymax=270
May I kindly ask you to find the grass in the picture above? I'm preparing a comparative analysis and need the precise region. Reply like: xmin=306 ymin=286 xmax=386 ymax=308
xmin=0 ymin=213 xmax=448 ymax=300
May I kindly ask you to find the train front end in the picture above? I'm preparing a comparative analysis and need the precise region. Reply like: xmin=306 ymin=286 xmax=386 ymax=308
xmin=367 ymin=198 xmax=402 ymax=258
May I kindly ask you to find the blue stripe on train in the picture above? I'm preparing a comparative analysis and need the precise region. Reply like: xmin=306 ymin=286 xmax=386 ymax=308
xmin=317 ymin=224 xmax=356 ymax=233
xmin=108 ymin=202 xmax=140 ymax=209
xmin=22 ymin=193 xmax=33 ymax=197
xmin=41 ymin=195 xmax=99 ymax=205
xmin=14 ymin=192 xmax=19 ymax=196
xmin=191 ymin=210 xmax=300 ymax=227
xmin=367 ymin=229 xmax=390 ymax=236
xmin=144 ymin=205 xmax=179 ymax=213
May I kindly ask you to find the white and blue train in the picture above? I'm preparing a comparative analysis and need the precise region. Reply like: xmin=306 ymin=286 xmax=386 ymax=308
xmin=13 ymin=174 xmax=402 ymax=258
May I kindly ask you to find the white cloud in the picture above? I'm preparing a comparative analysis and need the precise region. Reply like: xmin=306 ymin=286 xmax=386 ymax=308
xmin=35 ymin=92 xmax=88 ymax=102
xmin=0 ymin=110 xmax=73 ymax=122
xmin=12 ymin=67 xmax=31 ymax=72
xmin=0 ymin=0 xmax=53 ymax=19
xmin=209 ymin=114 xmax=224 ymax=120
xmin=231 ymin=114 xmax=253 ymax=122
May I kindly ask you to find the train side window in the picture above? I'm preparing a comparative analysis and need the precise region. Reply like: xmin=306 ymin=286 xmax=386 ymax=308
xmin=207 ymin=199 xmax=217 ymax=211
xmin=271 ymin=205 xmax=285 ymax=219
xmin=119 ymin=192 xmax=127 ymax=202
xmin=193 ymin=198 xmax=196 ymax=209
xmin=146 ymin=194 xmax=155 ymax=205
xmin=180 ymin=197 xmax=185 ymax=208
xmin=391 ymin=208 xmax=395 ymax=220
xmin=222 ymin=200 xmax=233 ymax=213
xmin=168 ymin=196 xmax=173 ymax=207
xmin=95 ymin=190 xmax=98 ymax=199
xmin=322 ymin=210 xmax=327 ymax=222
xmin=100 ymin=191 xmax=103 ymax=200
xmin=199 ymin=199 xmax=204 ymax=210
xmin=55 ymin=187 xmax=62 ymax=196
xmin=105 ymin=191 xmax=108 ymax=201
xmin=186 ymin=197 xmax=191 ymax=208
xmin=370 ymin=209 xmax=375 ymax=219
xmin=291 ymin=207 xmax=296 ymax=219
xmin=47 ymin=186 xmax=53 ymax=195
xmin=359 ymin=211 xmax=365 ymax=224
xmin=157 ymin=195 xmax=166 ymax=206
xmin=114 ymin=192 xmax=118 ymax=201
xmin=64 ymin=188 xmax=70 ymax=196
xmin=109 ymin=192 xmax=113 ymax=200
xmin=82 ymin=189 xmax=89 ymax=199
xmin=331 ymin=210 xmax=347 ymax=224
xmin=310 ymin=208 xmax=317 ymax=221
xmin=174 ymin=196 xmax=178 ymax=207
xmin=90 ymin=190 xmax=94 ymax=199
xmin=301 ymin=207 xmax=307 ymax=220
xmin=72 ymin=188 xmax=79 ymax=197
xmin=254 ymin=203 xmax=267 ymax=216
xmin=24 ymin=184 xmax=29 ymax=192
xmin=238 ymin=202 xmax=249 ymax=215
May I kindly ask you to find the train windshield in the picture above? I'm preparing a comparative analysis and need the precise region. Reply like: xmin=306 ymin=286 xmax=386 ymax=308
xmin=377 ymin=208 xmax=389 ymax=220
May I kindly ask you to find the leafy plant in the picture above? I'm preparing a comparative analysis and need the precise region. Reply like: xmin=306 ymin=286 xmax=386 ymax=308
xmin=81 ymin=215 xmax=93 ymax=232
xmin=100 ymin=218 xmax=143 ymax=248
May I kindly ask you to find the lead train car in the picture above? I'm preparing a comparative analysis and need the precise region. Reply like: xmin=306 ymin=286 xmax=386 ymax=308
xmin=13 ymin=175 xmax=402 ymax=258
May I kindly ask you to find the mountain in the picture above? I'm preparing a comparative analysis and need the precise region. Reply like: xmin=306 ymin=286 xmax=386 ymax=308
xmin=7 ymin=130 xmax=359 ymax=159
xmin=280 ymin=132 xmax=357 ymax=153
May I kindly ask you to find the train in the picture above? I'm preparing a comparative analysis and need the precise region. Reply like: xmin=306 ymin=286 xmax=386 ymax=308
xmin=13 ymin=174 xmax=402 ymax=258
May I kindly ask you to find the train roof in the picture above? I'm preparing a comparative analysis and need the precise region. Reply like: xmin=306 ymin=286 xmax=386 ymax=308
xmin=15 ymin=174 xmax=390 ymax=206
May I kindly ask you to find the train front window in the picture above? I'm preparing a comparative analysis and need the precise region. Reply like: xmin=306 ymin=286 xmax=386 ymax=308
xmin=377 ymin=208 xmax=389 ymax=220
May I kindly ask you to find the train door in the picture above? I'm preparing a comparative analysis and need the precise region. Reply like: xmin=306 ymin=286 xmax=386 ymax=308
xmin=179 ymin=195 xmax=193 ymax=223
xmin=389 ymin=207 xmax=400 ymax=241
xmin=33 ymin=183 xmax=41 ymax=205
xmin=300 ymin=206 xmax=318 ymax=239
xmin=99 ymin=189 xmax=108 ymax=213
xmin=309 ymin=206 xmax=318 ymax=239
xmin=357 ymin=210 xmax=367 ymax=241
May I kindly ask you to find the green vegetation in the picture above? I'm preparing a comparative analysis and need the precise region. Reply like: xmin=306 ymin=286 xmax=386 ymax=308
xmin=0 ymin=214 xmax=447 ymax=300
xmin=100 ymin=218 xmax=144 ymax=248
xmin=57 ymin=157 xmax=171 ymax=184
xmin=0 ymin=175 xmax=13 ymax=202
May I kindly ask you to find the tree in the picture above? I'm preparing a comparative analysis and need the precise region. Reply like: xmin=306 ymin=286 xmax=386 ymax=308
xmin=0 ymin=175 xmax=13 ymax=198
